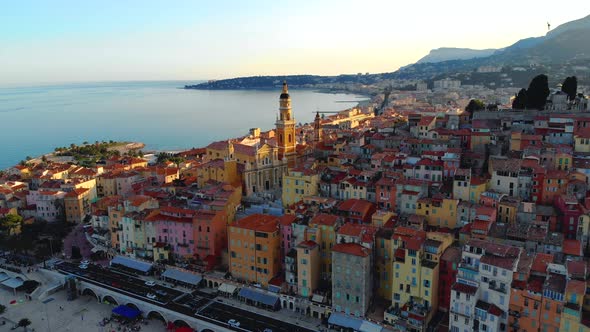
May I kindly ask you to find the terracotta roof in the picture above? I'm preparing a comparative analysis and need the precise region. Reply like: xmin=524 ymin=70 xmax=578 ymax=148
xmin=310 ymin=213 xmax=339 ymax=227
xmin=532 ymin=253 xmax=554 ymax=273
xmin=563 ymin=239 xmax=582 ymax=256
xmin=452 ymin=282 xmax=478 ymax=295
xmin=297 ymin=240 xmax=318 ymax=249
xmin=232 ymin=214 xmax=278 ymax=233
xmin=480 ymin=255 xmax=517 ymax=270
xmin=64 ymin=188 xmax=89 ymax=198
xmin=337 ymin=199 xmax=374 ymax=215
xmin=567 ymin=260 xmax=587 ymax=279
xmin=567 ymin=279 xmax=586 ymax=296
xmin=332 ymin=243 xmax=370 ymax=257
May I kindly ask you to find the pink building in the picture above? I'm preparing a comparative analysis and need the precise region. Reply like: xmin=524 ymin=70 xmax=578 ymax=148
xmin=278 ymin=215 xmax=296 ymax=267
xmin=147 ymin=206 xmax=197 ymax=258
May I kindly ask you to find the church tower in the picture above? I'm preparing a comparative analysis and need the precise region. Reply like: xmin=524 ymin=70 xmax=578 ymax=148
xmin=313 ymin=111 xmax=323 ymax=145
xmin=275 ymin=81 xmax=296 ymax=167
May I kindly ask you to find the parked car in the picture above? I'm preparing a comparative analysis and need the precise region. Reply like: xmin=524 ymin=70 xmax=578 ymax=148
xmin=228 ymin=319 xmax=240 ymax=327
xmin=146 ymin=293 xmax=156 ymax=300
xmin=263 ymin=329 xmax=273 ymax=332
xmin=145 ymin=281 xmax=156 ymax=286
xmin=80 ymin=260 xmax=90 ymax=265
xmin=78 ymin=264 xmax=88 ymax=269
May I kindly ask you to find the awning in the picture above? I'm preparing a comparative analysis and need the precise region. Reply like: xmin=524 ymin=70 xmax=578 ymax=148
xmin=359 ymin=320 xmax=383 ymax=332
xmin=328 ymin=313 xmax=383 ymax=332
xmin=112 ymin=305 xmax=141 ymax=319
xmin=1 ymin=277 xmax=24 ymax=289
xmin=311 ymin=293 xmax=325 ymax=303
xmin=328 ymin=313 xmax=363 ymax=330
xmin=161 ymin=269 xmax=202 ymax=286
xmin=218 ymin=283 xmax=238 ymax=294
xmin=0 ymin=272 xmax=11 ymax=282
xmin=238 ymin=287 xmax=279 ymax=307
xmin=111 ymin=256 xmax=152 ymax=273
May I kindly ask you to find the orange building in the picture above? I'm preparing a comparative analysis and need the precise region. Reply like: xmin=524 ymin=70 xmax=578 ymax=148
xmin=228 ymin=214 xmax=281 ymax=286
xmin=542 ymin=170 xmax=568 ymax=204
xmin=192 ymin=210 xmax=228 ymax=269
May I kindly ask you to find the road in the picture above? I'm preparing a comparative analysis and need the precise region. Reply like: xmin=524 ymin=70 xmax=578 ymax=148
xmin=56 ymin=262 xmax=317 ymax=332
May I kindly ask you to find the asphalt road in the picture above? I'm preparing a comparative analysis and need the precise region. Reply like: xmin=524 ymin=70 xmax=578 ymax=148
xmin=56 ymin=262 xmax=317 ymax=332
xmin=199 ymin=301 xmax=315 ymax=332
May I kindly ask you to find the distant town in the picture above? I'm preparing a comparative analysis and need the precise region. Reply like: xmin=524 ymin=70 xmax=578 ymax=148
xmin=1 ymin=71 xmax=590 ymax=332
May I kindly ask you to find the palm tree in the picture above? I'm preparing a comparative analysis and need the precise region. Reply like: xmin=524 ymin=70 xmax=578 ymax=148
xmin=18 ymin=318 xmax=31 ymax=331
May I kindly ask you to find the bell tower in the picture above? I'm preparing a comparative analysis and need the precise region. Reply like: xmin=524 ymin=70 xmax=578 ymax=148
xmin=275 ymin=81 xmax=296 ymax=167
xmin=313 ymin=111 xmax=323 ymax=145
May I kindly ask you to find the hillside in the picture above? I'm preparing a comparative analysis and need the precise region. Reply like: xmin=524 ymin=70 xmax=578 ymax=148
xmin=185 ymin=14 xmax=590 ymax=91
xmin=416 ymin=47 xmax=498 ymax=64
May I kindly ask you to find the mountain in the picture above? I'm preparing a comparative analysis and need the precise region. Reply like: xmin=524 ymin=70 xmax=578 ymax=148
xmin=416 ymin=47 xmax=498 ymax=64
xmin=186 ymin=14 xmax=590 ymax=90
xmin=546 ymin=14 xmax=590 ymax=38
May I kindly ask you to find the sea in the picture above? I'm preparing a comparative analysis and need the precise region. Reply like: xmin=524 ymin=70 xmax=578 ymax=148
xmin=0 ymin=81 xmax=367 ymax=169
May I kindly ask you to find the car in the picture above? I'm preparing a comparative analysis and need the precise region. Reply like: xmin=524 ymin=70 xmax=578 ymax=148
xmin=146 ymin=293 xmax=156 ymax=300
xmin=263 ymin=329 xmax=273 ymax=332
xmin=145 ymin=281 xmax=156 ymax=286
xmin=228 ymin=319 xmax=240 ymax=328
xmin=78 ymin=264 xmax=88 ymax=269
xmin=80 ymin=260 xmax=90 ymax=265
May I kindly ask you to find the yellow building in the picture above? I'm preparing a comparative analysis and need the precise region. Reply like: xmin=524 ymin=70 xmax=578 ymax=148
xmin=560 ymin=280 xmax=588 ymax=332
xmin=282 ymin=167 xmax=319 ymax=207
xmin=387 ymin=228 xmax=453 ymax=330
xmin=470 ymin=132 xmax=492 ymax=151
xmin=497 ymin=197 xmax=520 ymax=224
xmin=296 ymin=240 xmax=320 ymax=297
xmin=554 ymin=152 xmax=572 ymax=171
xmin=574 ymin=132 xmax=590 ymax=153
xmin=376 ymin=228 xmax=394 ymax=301
xmin=416 ymin=197 xmax=459 ymax=229
xmin=194 ymin=152 xmax=240 ymax=188
xmin=308 ymin=213 xmax=340 ymax=280
xmin=206 ymin=140 xmax=287 ymax=196
xmin=372 ymin=210 xmax=395 ymax=228
xmin=64 ymin=188 xmax=91 ymax=223
xmin=228 ymin=214 xmax=281 ymax=286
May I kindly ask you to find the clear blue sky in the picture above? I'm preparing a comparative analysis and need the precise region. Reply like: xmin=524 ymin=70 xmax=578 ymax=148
xmin=1 ymin=0 xmax=588 ymax=84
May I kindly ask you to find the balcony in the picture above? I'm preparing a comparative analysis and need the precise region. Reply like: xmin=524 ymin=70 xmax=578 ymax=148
xmin=488 ymin=281 xmax=508 ymax=294
xmin=459 ymin=262 xmax=479 ymax=273
xmin=451 ymin=306 xmax=471 ymax=318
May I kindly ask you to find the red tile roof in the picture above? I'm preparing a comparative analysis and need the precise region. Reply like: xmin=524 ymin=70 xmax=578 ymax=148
xmin=232 ymin=214 xmax=278 ymax=233
xmin=332 ymin=243 xmax=370 ymax=257
xmin=310 ymin=213 xmax=339 ymax=227
xmin=452 ymin=282 xmax=478 ymax=295
xmin=531 ymin=253 xmax=554 ymax=273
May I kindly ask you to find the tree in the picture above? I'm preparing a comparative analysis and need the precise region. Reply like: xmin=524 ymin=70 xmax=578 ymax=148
xmin=17 ymin=318 xmax=31 ymax=331
xmin=465 ymin=99 xmax=485 ymax=113
xmin=562 ymin=76 xmax=578 ymax=101
xmin=512 ymin=89 xmax=528 ymax=109
xmin=0 ymin=214 xmax=23 ymax=235
xmin=526 ymin=74 xmax=550 ymax=110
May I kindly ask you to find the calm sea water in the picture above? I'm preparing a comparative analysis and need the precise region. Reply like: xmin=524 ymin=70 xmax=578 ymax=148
xmin=0 ymin=81 xmax=366 ymax=169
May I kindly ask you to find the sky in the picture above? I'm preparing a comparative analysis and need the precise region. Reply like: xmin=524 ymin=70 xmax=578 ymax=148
xmin=1 ymin=1 xmax=589 ymax=85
